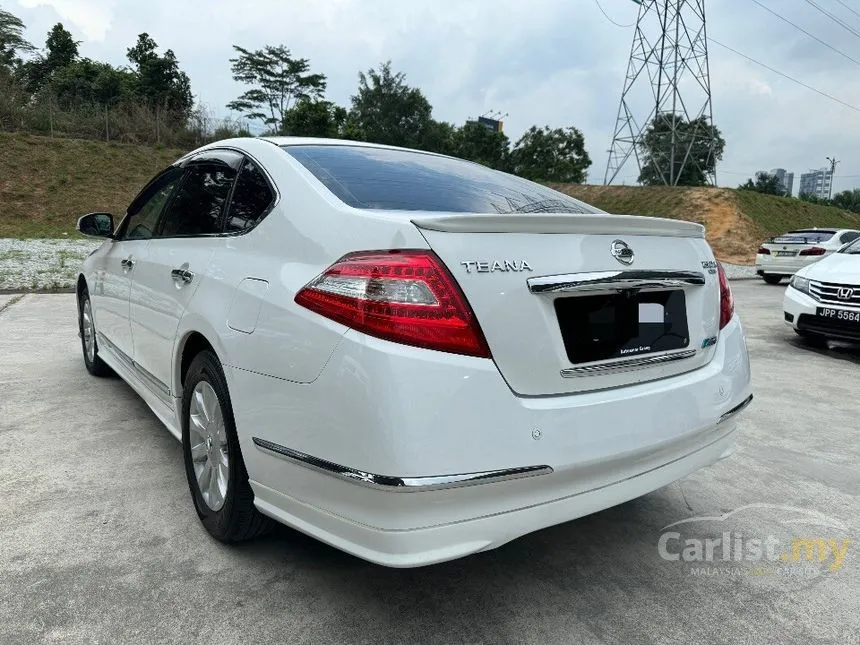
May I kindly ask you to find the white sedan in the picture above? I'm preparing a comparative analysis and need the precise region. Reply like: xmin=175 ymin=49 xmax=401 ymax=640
xmin=784 ymin=235 xmax=860 ymax=345
xmin=75 ymin=137 xmax=752 ymax=567
xmin=756 ymin=228 xmax=860 ymax=284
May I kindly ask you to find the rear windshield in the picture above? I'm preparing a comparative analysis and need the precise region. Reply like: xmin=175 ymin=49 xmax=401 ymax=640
xmin=281 ymin=144 xmax=598 ymax=214
xmin=771 ymin=230 xmax=835 ymax=243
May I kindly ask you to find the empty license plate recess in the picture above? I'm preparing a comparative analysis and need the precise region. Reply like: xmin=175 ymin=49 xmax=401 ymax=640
xmin=554 ymin=290 xmax=690 ymax=364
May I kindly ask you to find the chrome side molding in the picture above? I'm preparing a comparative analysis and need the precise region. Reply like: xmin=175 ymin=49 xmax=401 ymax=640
xmin=717 ymin=394 xmax=754 ymax=424
xmin=251 ymin=437 xmax=553 ymax=492
xmin=97 ymin=331 xmax=173 ymax=404
xmin=560 ymin=349 xmax=698 ymax=378
xmin=528 ymin=270 xmax=706 ymax=294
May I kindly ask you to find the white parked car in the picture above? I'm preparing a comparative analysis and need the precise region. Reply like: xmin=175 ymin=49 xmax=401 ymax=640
xmin=755 ymin=228 xmax=860 ymax=284
xmin=784 ymin=235 xmax=860 ymax=345
xmin=76 ymin=138 xmax=752 ymax=567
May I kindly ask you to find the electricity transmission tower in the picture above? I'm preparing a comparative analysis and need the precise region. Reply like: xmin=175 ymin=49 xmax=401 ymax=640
xmin=604 ymin=0 xmax=718 ymax=186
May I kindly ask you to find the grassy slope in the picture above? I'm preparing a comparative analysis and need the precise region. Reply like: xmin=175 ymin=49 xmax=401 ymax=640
xmin=1 ymin=132 xmax=858 ymax=262
xmin=557 ymin=184 xmax=860 ymax=263
xmin=0 ymin=132 xmax=184 ymax=237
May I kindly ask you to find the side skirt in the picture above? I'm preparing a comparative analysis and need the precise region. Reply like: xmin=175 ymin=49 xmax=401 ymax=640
xmin=96 ymin=333 xmax=182 ymax=442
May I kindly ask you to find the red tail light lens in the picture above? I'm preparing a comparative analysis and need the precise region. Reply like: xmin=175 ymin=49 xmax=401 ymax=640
xmin=799 ymin=246 xmax=826 ymax=256
xmin=295 ymin=250 xmax=491 ymax=358
xmin=717 ymin=263 xmax=734 ymax=330
xmin=757 ymin=247 xmax=771 ymax=255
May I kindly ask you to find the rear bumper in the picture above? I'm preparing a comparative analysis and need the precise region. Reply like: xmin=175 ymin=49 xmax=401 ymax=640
xmin=755 ymin=253 xmax=820 ymax=275
xmin=232 ymin=315 xmax=752 ymax=567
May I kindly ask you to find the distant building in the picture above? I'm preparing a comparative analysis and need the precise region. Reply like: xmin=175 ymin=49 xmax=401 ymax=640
xmin=799 ymin=169 xmax=833 ymax=199
xmin=770 ymin=168 xmax=794 ymax=196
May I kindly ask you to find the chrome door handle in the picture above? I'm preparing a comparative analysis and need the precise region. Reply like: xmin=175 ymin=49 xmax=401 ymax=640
xmin=121 ymin=256 xmax=135 ymax=271
xmin=171 ymin=268 xmax=194 ymax=284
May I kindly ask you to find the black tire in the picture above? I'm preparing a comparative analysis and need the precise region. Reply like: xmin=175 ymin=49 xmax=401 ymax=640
xmin=181 ymin=350 xmax=272 ymax=542
xmin=762 ymin=274 xmax=783 ymax=285
xmin=794 ymin=329 xmax=828 ymax=348
xmin=78 ymin=288 xmax=112 ymax=377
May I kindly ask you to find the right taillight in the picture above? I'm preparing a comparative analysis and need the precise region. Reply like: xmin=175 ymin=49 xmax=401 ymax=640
xmin=717 ymin=262 xmax=734 ymax=330
xmin=757 ymin=247 xmax=771 ymax=255
xmin=799 ymin=246 xmax=826 ymax=256
xmin=295 ymin=249 xmax=491 ymax=358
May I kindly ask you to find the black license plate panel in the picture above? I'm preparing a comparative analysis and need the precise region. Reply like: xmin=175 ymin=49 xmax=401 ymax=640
xmin=555 ymin=290 xmax=690 ymax=365
xmin=817 ymin=307 xmax=860 ymax=326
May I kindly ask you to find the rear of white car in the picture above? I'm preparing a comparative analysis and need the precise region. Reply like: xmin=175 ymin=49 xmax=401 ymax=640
xmin=76 ymin=138 xmax=752 ymax=567
xmin=756 ymin=229 xmax=860 ymax=284
xmin=231 ymin=141 xmax=753 ymax=567
xmin=784 ymin=237 xmax=860 ymax=343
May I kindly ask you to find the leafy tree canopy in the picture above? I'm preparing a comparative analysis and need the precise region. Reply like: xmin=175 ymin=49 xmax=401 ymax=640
xmin=126 ymin=33 xmax=193 ymax=116
xmin=450 ymin=121 xmax=511 ymax=171
xmin=638 ymin=114 xmax=725 ymax=186
xmin=0 ymin=7 xmax=34 ymax=70
xmin=349 ymin=61 xmax=432 ymax=148
xmin=510 ymin=125 xmax=591 ymax=183
xmin=738 ymin=171 xmax=786 ymax=196
xmin=227 ymin=44 xmax=326 ymax=130
xmin=282 ymin=98 xmax=347 ymax=138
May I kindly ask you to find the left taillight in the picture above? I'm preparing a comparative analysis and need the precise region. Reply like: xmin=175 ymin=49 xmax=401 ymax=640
xmin=295 ymin=249 xmax=491 ymax=358
xmin=717 ymin=262 xmax=734 ymax=330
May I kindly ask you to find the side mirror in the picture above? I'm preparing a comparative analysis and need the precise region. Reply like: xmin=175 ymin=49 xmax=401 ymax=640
xmin=77 ymin=212 xmax=114 ymax=238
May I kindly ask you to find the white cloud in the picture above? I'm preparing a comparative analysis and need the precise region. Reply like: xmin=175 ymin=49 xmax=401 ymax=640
xmin=18 ymin=0 xmax=115 ymax=41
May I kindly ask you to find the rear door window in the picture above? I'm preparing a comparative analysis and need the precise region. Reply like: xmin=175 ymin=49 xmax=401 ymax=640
xmin=282 ymin=144 xmax=599 ymax=214
xmin=225 ymin=159 xmax=276 ymax=233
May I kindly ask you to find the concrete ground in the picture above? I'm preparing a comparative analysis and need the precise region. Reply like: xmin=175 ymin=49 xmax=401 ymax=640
xmin=1 ymin=283 xmax=858 ymax=645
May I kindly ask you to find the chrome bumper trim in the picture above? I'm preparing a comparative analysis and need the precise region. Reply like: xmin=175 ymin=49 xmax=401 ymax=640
xmin=560 ymin=349 xmax=697 ymax=378
xmin=251 ymin=437 xmax=553 ymax=492
xmin=717 ymin=394 xmax=754 ymax=424
xmin=528 ymin=270 xmax=706 ymax=294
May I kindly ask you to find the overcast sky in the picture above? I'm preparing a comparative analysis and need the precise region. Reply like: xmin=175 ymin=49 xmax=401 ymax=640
xmin=8 ymin=0 xmax=860 ymax=192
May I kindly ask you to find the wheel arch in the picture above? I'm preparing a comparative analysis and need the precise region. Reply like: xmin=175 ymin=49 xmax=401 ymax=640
xmin=173 ymin=316 xmax=231 ymax=398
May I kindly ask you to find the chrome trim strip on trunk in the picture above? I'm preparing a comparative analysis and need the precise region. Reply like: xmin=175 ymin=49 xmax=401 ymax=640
xmin=528 ymin=270 xmax=707 ymax=294
xmin=251 ymin=437 xmax=553 ymax=492
xmin=717 ymin=394 xmax=754 ymax=424
xmin=560 ymin=349 xmax=698 ymax=378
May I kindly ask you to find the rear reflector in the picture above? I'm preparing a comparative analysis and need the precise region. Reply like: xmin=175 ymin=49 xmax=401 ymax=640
xmin=718 ymin=263 xmax=734 ymax=330
xmin=799 ymin=246 xmax=826 ymax=256
xmin=295 ymin=250 xmax=491 ymax=358
xmin=757 ymin=247 xmax=771 ymax=255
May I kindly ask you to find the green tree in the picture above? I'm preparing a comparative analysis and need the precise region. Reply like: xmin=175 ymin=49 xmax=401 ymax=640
xmin=348 ymin=61 xmax=432 ymax=148
xmin=282 ymin=98 xmax=346 ymax=137
xmin=0 ymin=7 xmax=34 ymax=71
xmin=227 ymin=44 xmax=326 ymax=130
xmin=49 ymin=58 xmax=134 ymax=107
xmin=450 ymin=120 xmax=510 ymax=170
xmin=510 ymin=125 xmax=591 ymax=182
xmin=417 ymin=119 xmax=457 ymax=155
xmin=830 ymin=189 xmax=860 ymax=213
xmin=126 ymin=33 xmax=193 ymax=116
xmin=20 ymin=23 xmax=80 ymax=94
xmin=738 ymin=171 xmax=785 ymax=196
xmin=637 ymin=114 xmax=725 ymax=186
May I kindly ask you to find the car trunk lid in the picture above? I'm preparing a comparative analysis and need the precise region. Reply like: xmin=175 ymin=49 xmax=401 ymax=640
xmin=412 ymin=213 xmax=721 ymax=396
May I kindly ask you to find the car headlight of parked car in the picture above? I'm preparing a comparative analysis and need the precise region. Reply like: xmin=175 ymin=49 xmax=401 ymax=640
xmin=790 ymin=274 xmax=811 ymax=295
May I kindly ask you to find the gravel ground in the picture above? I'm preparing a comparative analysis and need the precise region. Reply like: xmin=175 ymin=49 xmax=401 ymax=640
xmin=0 ymin=239 xmax=102 ymax=291
xmin=0 ymin=238 xmax=758 ymax=291
xmin=721 ymin=262 xmax=758 ymax=280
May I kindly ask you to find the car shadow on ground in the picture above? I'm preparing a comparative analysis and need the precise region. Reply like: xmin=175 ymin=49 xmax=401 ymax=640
xmin=787 ymin=335 xmax=860 ymax=365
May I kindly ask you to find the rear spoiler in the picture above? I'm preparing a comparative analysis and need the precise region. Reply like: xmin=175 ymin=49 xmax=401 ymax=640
xmin=410 ymin=213 xmax=705 ymax=238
